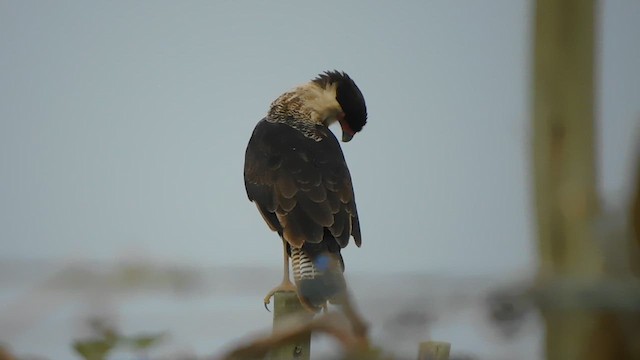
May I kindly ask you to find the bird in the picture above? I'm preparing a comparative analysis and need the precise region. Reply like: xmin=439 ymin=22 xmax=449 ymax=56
xmin=243 ymin=70 xmax=367 ymax=312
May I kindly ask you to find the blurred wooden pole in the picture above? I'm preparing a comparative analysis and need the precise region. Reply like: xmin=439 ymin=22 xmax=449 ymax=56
xmin=417 ymin=341 xmax=450 ymax=360
xmin=269 ymin=291 xmax=312 ymax=360
xmin=531 ymin=0 xmax=614 ymax=359
xmin=533 ymin=0 xmax=599 ymax=279
xmin=632 ymin=145 xmax=640 ymax=276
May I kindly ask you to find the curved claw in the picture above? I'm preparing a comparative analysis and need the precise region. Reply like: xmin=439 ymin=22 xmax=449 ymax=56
xmin=263 ymin=281 xmax=297 ymax=312
xmin=263 ymin=292 xmax=276 ymax=312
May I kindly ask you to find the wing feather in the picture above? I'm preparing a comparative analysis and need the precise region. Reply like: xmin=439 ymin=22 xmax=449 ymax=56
xmin=244 ymin=118 xmax=361 ymax=249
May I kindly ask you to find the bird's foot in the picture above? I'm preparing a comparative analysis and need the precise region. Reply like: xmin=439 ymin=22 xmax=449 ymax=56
xmin=263 ymin=281 xmax=297 ymax=312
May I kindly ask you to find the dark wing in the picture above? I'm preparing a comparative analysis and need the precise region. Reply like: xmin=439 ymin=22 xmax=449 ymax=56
xmin=244 ymin=118 xmax=361 ymax=248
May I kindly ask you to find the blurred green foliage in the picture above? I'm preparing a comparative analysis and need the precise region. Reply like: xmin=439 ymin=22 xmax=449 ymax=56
xmin=72 ymin=318 xmax=165 ymax=360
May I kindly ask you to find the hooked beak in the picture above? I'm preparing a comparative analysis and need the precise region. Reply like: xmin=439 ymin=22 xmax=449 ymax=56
xmin=338 ymin=114 xmax=354 ymax=142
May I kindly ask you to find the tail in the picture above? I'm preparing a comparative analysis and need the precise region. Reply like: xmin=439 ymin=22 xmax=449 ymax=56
xmin=290 ymin=241 xmax=347 ymax=312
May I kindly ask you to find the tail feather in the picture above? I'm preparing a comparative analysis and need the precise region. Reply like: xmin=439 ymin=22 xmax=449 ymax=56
xmin=290 ymin=246 xmax=346 ymax=311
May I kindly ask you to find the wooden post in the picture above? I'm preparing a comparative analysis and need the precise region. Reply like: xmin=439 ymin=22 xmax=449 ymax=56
xmin=417 ymin=341 xmax=450 ymax=360
xmin=530 ymin=0 xmax=627 ymax=359
xmin=533 ymin=0 xmax=599 ymax=278
xmin=631 ymin=143 xmax=640 ymax=277
xmin=269 ymin=291 xmax=312 ymax=360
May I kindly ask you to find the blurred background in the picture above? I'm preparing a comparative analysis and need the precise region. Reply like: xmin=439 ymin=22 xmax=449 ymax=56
xmin=0 ymin=1 xmax=638 ymax=359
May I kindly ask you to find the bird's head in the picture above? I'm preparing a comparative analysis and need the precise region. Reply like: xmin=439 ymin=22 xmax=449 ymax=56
xmin=312 ymin=71 xmax=367 ymax=142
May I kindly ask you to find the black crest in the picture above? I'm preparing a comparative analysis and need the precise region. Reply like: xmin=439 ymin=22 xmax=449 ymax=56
xmin=313 ymin=70 xmax=367 ymax=133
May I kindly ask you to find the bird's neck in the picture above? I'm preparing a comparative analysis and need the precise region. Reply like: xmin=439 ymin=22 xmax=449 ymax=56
xmin=268 ymin=83 xmax=342 ymax=129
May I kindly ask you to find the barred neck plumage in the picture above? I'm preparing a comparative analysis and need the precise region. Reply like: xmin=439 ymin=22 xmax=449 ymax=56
xmin=266 ymin=82 xmax=342 ymax=141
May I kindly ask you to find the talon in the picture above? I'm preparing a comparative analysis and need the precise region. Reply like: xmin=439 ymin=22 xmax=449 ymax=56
xmin=263 ymin=295 xmax=274 ymax=312
xmin=263 ymin=281 xmax=296 ymax=311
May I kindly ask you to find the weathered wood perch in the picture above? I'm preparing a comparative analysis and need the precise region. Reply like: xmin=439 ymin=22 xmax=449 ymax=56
xmin=270 ymin=291 xmax=313 ymax=360
xmin=417 ymin=341 xmax=450 ymax=360
xmin=219 ymin=289 xmax=370 ymax=360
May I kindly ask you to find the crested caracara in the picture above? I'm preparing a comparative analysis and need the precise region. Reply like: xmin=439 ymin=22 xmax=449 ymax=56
xmin=244 ymin=71 xmax=367 ymax=312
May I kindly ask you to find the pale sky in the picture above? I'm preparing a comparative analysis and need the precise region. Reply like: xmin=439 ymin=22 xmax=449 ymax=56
xmin=1 ymin=1 xmax=638 ymax=277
